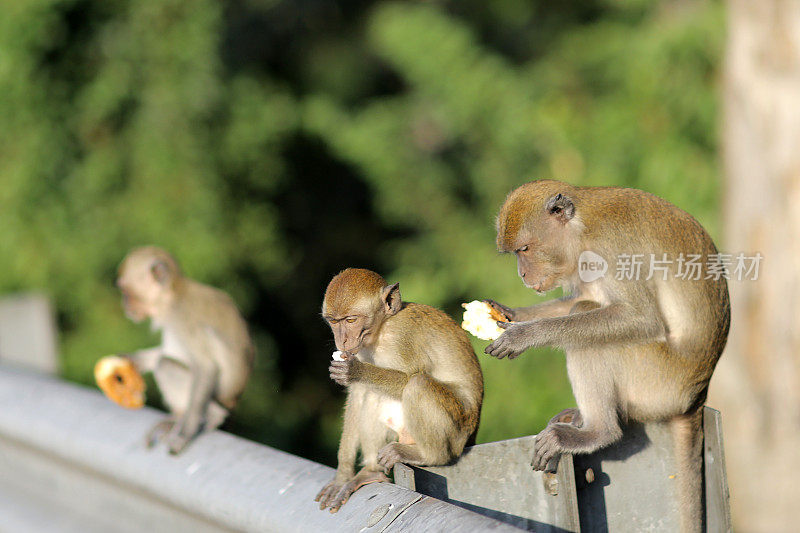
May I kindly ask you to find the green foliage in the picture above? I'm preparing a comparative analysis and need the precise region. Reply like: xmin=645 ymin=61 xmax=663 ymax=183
xmin=0 ymin=0 xmax=724 ymax=461
xmin=304 ymin=0 xmax=724 ymax=442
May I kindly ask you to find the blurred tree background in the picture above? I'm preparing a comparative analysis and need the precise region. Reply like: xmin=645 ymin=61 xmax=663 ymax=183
xmin=0 ymin=0 xmax=724 ymax=470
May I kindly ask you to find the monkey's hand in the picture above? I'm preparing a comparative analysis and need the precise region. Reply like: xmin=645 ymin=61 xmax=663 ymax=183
xmin=145 ymin=417 xmax=175 ymax=449
xmin=482 ymin=299 xmax=515 ymax=322
xmin=484 ymin=321 xmax=542 ymax=359
xmin=329 ymin=358 xmax=361 ymax=386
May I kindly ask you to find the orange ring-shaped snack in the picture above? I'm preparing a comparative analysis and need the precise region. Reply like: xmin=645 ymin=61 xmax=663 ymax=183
xmin=94 ymin=356 xmax=145 ymax=409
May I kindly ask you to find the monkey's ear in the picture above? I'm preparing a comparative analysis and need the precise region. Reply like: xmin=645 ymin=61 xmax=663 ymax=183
xmin=546 ymin=193 xmax=575 ymax=224
xmin=382 ymin=283 xmax=402 ymax=316
xmin=151 ymin=260 xmax=171 ymax=285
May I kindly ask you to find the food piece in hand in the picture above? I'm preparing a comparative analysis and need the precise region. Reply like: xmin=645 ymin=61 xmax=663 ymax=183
xmin=485 ymin=302 xmax=512 ymax=323
xmin=461 ymin=300 xmax=509 ymax=341
xmin=94 ymin=355 xmax=146 ymax=409
xmin=332 ymin=350 xmax=347 ymax=362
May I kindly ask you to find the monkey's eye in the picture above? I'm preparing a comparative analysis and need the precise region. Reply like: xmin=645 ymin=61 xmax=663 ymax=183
xmin=345 ymin=317 xmax=357 ymax=323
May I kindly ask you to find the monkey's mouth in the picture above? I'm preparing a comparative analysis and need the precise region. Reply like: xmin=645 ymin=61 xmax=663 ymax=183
xmin=358 ymin=328 xmax=373 ymax=347
xmin=122 ymin=304 xmax=146 ymax=323
xmin=525 ymin=276 xmax=556 ymax=294
xmin=340 ymin=330 xmax=370 ymax=355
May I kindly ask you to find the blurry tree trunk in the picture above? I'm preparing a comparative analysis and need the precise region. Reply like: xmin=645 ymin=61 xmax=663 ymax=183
xmin=712 ymin=1 xmax=800 ymax=531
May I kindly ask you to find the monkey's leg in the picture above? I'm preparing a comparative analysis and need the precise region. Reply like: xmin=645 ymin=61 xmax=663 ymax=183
xmin=548 ymin=408 xmax=583 ymax=427
xmin=531 ymin=408 xmax=586 ymax=471
xmin=316 ymin=393 xmax=370 ymax=512
xmin=319 ymin=421 xmax=389 ymax=513
xmin=147 ymin=401 xmax=228 ymax=447
xmin=167 ymin=360 xmax=218 ymax=455
xmin=204 ymin=401 xmax=229 ymax=433
xmin=532 ymin=417 xmax=623 ymax=472
xmin=150 ymin=352 xmax=219 ymax=455
xmin=670 ymin=408 xmax=704 ymax=533
xmin=146 ymin=356 xmax=191 ymax=449
xmin=532 ymin=361 xmax=621 ymax=472
xmin=377 ymin=374 xmax=464 ymax=471
xmin=151 ymin=356 xmax=228 ymax=433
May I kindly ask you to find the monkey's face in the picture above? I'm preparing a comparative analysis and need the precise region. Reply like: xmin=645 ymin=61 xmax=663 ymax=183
xmin=513 ymin=218 xmax=580 ymax=293
xmin=513 ymin=241 xmax=569 ymax=293
xmin=500 ymin=191 xmax=581 ymax=293
xmin=325 ymin=309 xmax=382 ymax=355
xmin=323 ymin=268 xmax=398 ymax=355
xmin=116 ymin=253 xmax=173 ymax=323
xmin=117 ymin=274 xmax=160 ymax=323
xmin=329 ymin=316 xmax=364 ymax=354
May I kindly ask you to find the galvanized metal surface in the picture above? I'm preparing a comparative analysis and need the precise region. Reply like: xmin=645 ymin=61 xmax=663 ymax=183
xmin=394 ymin=437 xmax=580 ymax=532
xmin=703 ymin=408 xmax=732 ymax=533
xmin=0 ymin=366 xmax=518 ymax=533
xmin=573 ymin=419 xmax=679 ymax=532
xmin=395 ymin=407 xmax=730 ymax=533
xmin=0 ymin=293 xmax=58 ymax=374
xmin=573 ymin=407 xmax=730 ymax=532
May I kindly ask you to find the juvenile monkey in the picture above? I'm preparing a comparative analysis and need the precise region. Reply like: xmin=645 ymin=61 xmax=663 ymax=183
xmin=485 ymin=180 xmax=730 ymax=533
xmin=116 ymin=246 xmax=254 ymax=455
xmin=315 ymin=268 xmax=483 ymax=513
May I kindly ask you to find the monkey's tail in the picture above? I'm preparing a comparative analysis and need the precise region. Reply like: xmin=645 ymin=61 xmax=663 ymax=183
xmin=669 ymin=408 xmax=705 ymax=533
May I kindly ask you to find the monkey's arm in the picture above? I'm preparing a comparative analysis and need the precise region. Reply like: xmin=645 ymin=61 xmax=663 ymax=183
xmin=127 ymin=347 xmax=164 ymax=373
xmin=485 ymin=297 xmax=597 ymax=322
xmin=511 ymin=298 xmax=593 ymax=321
xmin=317 ymin=393 xmax=390 ymax=513
xmin=485 ymin=303 xmax=664 ymax=359
xmin=330 ymin=359 xmax=410 ymax=400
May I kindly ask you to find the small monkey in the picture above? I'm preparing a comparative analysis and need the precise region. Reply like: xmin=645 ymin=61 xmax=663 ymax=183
xmin=116 ymin=246 xmax=254 ymax=455
xmin=315 ymin=268 xmax=483 ymax=512
xmin=485 ymin=180 xmax=730 ymax=533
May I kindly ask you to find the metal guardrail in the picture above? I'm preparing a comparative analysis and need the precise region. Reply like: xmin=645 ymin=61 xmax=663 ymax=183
xmin=0 ymin=293 xmax=58 ymax=374
xmin=396 ymin=407 xmax=731 ymax=532
xmin=0 ymin=365 xmax=517 ymax=533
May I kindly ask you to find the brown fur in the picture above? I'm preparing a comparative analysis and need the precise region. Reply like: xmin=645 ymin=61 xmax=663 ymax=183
xmin=116 ymin=246 xmax=254 ymax=454
xmin=316 ymin=268 xmax=483 ymax=513
xmin=487 ymin=180 xmax=730 ymax=533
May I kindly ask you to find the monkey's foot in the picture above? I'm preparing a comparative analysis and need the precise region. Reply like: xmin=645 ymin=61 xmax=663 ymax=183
xmin=166 ymin=430 xmax=194 ymax=455
xmin=548 ymin=408 xmax=583 ymax=427
xmin=532 ymin=424 xmax=566 ymax=472
xmin=315 ymin=471 xmax=389 ymax=513
xmin=377 ymin=443 xmax=423 ymax=473
xmin=145 ymin=418 xmax=175 ymax=449
xmin=315 ymin=480 xmax=344 ymax=511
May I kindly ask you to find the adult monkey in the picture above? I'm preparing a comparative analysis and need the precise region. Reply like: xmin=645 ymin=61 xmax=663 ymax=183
xmin=116 ymin=246 xmax=254 ymax=454
xmin=316 ymin=268 xmax=483 ymax=513
xmin=484 ymin=180 xmax=730 ymax=533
